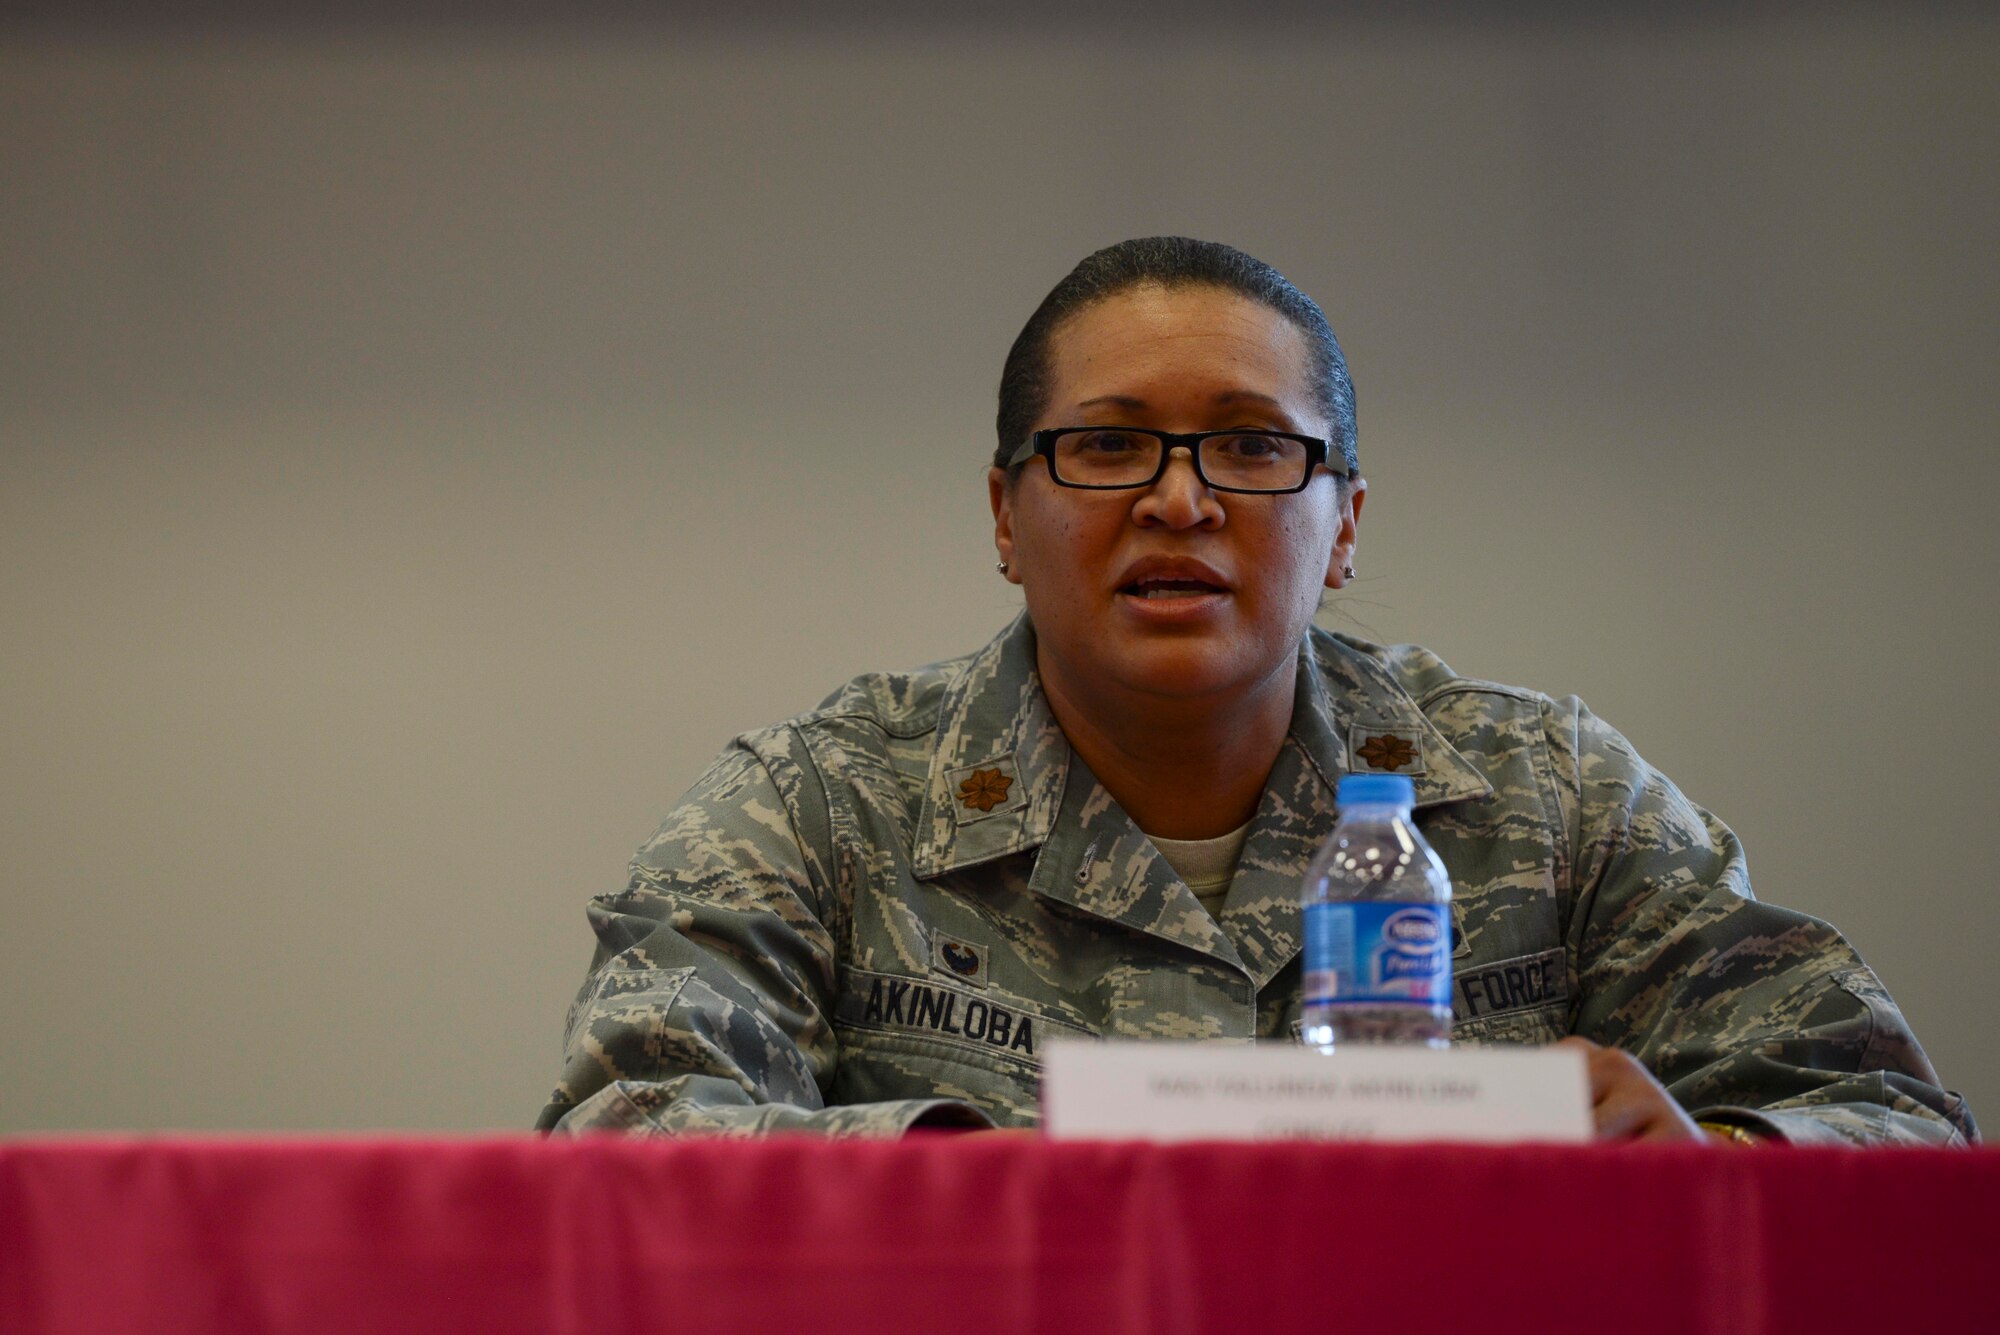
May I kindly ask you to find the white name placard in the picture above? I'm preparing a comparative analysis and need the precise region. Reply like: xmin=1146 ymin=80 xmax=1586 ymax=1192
xmin=1041 ymin=1041 xmax=1590 ymax=1144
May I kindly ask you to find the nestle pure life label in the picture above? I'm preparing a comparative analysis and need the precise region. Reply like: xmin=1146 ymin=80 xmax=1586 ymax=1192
xmin=1302 ymin=902 xmax=1451 ymax=1006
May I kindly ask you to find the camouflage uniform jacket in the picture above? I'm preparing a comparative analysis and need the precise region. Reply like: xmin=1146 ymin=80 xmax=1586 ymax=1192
xmin=538 ymin=614 xmax=1974 ymax=1145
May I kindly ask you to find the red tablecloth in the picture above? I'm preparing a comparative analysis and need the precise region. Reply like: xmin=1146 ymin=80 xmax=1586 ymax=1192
xmin=2 ymin=1136 xmax=1996 ymax=1333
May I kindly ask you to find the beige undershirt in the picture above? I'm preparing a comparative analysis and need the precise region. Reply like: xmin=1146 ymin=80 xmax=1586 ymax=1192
xmin=1146 ymin=820 xmax=1254 ymax=921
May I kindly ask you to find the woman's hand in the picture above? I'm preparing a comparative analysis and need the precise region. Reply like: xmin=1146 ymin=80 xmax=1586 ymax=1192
xmin=1555 ymin=1036 xmax=1722 ymax=1143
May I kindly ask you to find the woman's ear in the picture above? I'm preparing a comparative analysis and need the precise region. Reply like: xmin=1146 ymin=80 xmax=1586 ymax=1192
xmin=988 ymin=467 xmax=1020 ymax=582
xmin=1323 ymin=477 xmax=1366 ymax=588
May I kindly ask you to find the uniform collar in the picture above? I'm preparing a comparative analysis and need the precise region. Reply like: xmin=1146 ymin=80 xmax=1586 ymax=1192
xmin=911 ymin=616 xmax=1492 ymax=986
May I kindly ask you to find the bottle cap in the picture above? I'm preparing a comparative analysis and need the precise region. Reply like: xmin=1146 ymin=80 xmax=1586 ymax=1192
xmin=1336 ymin=773 xmax=1416 ymax=809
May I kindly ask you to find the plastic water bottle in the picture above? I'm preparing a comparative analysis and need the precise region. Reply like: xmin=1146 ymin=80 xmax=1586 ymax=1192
xmin=1301 ymin=773 xmax=1453 ymax=1051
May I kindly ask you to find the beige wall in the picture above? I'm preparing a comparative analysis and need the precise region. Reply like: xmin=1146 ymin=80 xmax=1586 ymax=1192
xmin=3 ymin=14 xmax=1995 ymax=1133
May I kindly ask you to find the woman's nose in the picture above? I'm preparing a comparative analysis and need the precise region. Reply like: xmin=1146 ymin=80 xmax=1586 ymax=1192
xmin=1134 ymin=446 xmax=1223 ymax=528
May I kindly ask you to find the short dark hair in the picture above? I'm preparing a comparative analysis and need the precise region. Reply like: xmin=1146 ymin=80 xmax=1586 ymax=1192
xmin=993 ymin=237 xmax=1358 ymax=476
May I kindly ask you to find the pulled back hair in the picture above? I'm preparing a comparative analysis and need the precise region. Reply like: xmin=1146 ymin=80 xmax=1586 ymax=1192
xmin=993 ymin=237 xmax=1359 ymax=476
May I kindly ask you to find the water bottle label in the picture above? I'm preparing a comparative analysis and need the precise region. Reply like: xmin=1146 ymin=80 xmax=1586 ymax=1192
xmin=1301 ymin=902 xmax=1451 ymax=1007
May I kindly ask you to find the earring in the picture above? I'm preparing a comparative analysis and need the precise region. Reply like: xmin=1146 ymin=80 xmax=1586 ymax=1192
xmin=1342 ymin=565 xmax=1355 ymax=579
xmin=996 ymin=561 xmax=1009 ymax=576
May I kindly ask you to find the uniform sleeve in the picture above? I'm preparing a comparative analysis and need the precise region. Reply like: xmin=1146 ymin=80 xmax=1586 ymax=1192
xmin=534 ymin=733 xmax=990 ymax=1137
xmin=1554 ymin=700 xmax=1977 ymax=1147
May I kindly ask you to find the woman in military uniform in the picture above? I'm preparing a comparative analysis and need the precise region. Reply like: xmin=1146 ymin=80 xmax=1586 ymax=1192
xmin=537 ymin=238 xmax=1972 ymax=1146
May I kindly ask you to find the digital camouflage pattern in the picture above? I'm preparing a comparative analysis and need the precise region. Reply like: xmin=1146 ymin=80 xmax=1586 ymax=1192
xmin=537 ymin=615 xmax=1975 ymax=1145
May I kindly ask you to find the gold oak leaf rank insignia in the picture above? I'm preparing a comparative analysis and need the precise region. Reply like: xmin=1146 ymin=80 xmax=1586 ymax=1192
xmin=957 ymin=767 xmax=1014 ymax=812
xmin=1355 ymin=733 xmax=1419 ymax=772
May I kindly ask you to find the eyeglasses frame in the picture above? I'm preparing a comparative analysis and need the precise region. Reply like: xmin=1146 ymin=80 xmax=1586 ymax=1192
xmin=1007 ymin=427 xmax=1348 ymax=495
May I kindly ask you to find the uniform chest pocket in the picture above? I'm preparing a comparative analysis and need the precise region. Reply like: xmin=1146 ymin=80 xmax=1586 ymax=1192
xmin=834 ymin=1028 xmax=1044 ymax=1125
xmin=1452 ymin=1005 xmax=1567 ymax=1047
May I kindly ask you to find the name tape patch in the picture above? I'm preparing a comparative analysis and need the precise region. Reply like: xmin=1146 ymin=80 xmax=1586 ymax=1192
xmin=842 ymin=970 xmax=1090 ymax=1063
xmin=1452 ymin=948 xmax=1568 ymax=1022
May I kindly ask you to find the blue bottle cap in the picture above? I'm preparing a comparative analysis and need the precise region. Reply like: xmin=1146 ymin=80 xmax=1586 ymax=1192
xmin=1336 ymin=773 xmax=1416 ymax=808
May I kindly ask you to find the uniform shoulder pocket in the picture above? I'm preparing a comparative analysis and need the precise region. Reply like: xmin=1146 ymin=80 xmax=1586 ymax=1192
xmin=1828 ymin=967 xmax=1898 ymax=1073
xmin=565 ymin=958 xmax=697 ymax=1076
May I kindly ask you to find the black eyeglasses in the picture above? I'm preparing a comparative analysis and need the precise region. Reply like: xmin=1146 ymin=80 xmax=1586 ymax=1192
xmin=1006 ymin=427 xmax=1348 ymax=494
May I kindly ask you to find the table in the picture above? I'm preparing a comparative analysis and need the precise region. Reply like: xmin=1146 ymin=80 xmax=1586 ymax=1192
xmin=3 ymin=1136 xmax=1996 ymax=1333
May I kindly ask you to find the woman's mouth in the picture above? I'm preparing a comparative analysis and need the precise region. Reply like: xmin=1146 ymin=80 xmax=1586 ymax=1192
xmin=1116 ymin=578 xmax=1231 ymax=623
xmin=1122 ymin=578 xmax=1226 ymax=600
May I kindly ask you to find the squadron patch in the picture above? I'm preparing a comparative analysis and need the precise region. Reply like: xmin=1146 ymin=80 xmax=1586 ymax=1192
xmin=931 ymin=932 xmax=990 ymax=988
xmin=947 ymin=756 xmax=1024 ymax=823
xmin=1349 ymin=724 xmax=1426 ymax=775
xmin=1452 ymin=948 xmax=1568 ymax=1022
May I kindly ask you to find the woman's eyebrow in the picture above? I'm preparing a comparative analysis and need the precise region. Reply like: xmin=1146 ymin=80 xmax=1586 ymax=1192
xmin=1211 ymin=390 xmax=1286 ymax=410
xmin=1073 ymin=390 xmax=1288 ymax=412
